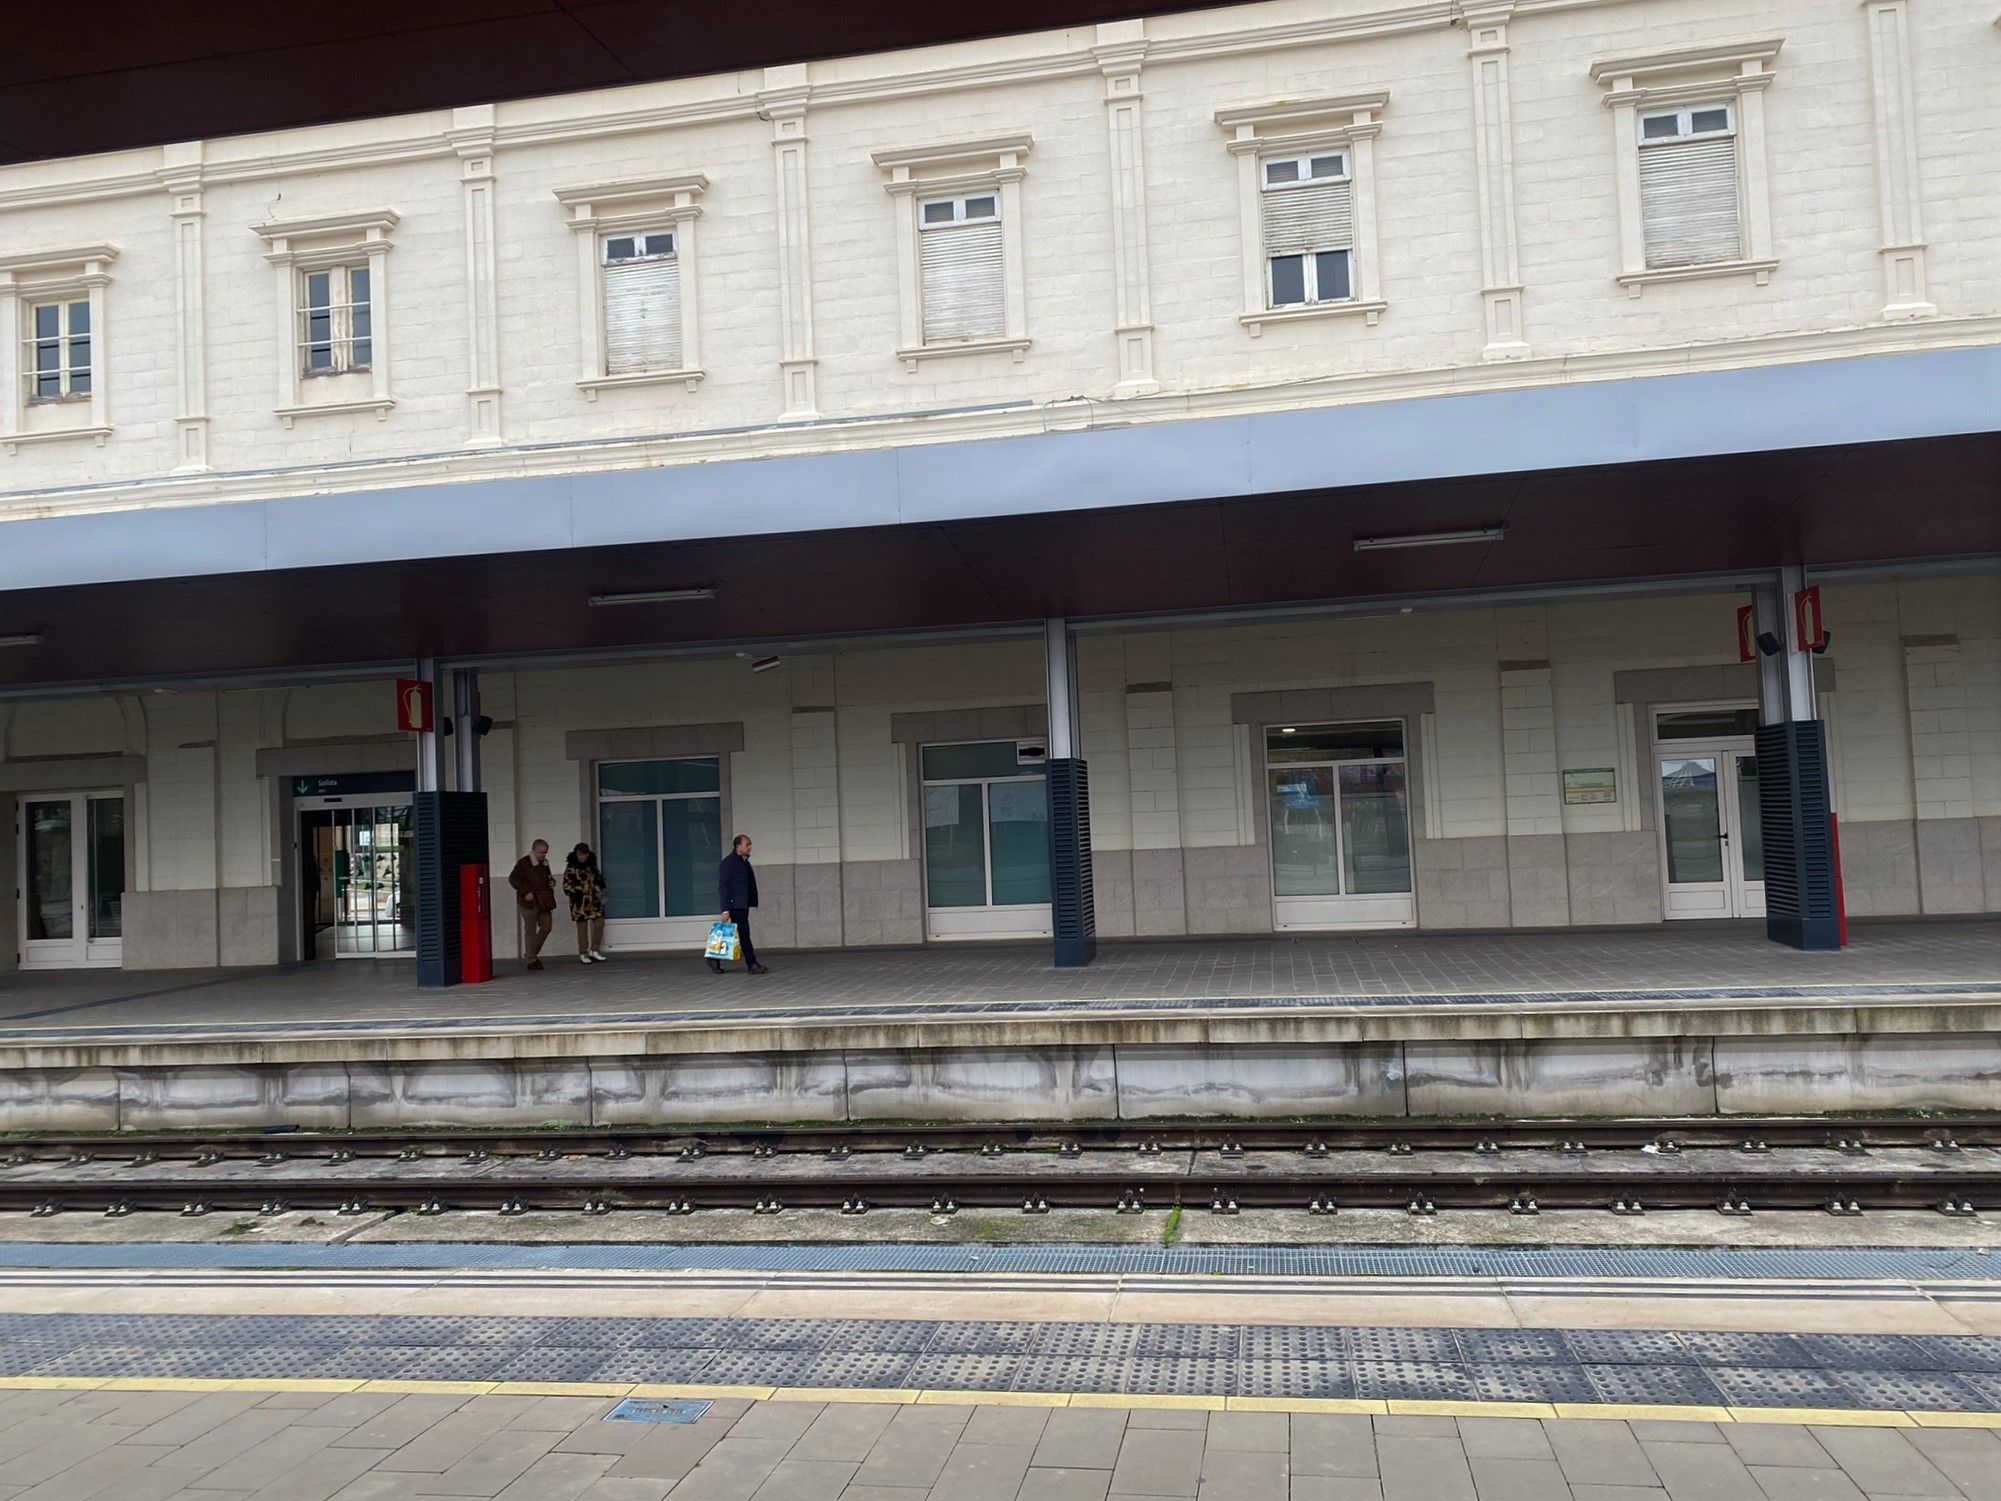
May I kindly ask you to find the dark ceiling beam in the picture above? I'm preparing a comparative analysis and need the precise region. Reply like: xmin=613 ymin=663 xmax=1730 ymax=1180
xmin=0 ymin=1 xmax=1220 ymax=167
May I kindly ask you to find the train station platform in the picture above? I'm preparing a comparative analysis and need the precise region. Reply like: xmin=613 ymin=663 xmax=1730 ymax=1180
xmin=2 ymin=921 xmax=1998 ymax=1133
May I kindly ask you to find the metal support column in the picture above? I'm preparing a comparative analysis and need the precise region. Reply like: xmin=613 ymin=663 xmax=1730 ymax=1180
xmin=1043 ymin=618 xmax=1096 ymax=967
xmin=451 ymin=668 xmax=482 ymax=793
xmin=416 ymin=661 xmax=492 ymax=986
xmin=1754 ymin=567 xmax=1839 ymax=951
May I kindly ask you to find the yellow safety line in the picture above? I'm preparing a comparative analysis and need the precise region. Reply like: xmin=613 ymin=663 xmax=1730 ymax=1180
xmin=0 ymin=1373 xmax=1991 ymax=1427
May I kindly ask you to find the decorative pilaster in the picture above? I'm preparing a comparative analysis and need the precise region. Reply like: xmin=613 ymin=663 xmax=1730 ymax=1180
xmin=1462 ymin=4 xmax=1529 ymax=359
xmin=161 ymin=142 xmax=209 ymax=471
xmin=762 ymin=66 xmax=819 ymax=419
xmin=449 ymin=106 xmax=504 ymax=445
xmin=1863 ymin=0 xmax=1935 ymax=319
xmin=1095 ymin=21 xmax=1157 ymax=397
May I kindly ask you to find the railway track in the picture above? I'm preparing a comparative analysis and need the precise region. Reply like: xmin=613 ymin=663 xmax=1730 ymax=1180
xmin=2 ymin=1117 xmax=1996 ymax=1218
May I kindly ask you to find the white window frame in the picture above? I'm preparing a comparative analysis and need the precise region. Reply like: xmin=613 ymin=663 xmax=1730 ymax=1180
xmin=24 ymin=296 xmax=92 ymax=400
xmin=595 ymin=756 xmax=723 ymax=942
xmin=1259 ymin=151 xmax=1357 ymax=312
xmin=1216 ymin=94 xmax=1388 ymax=335
xmin=554 ymin=174 xmax=707 ymax=398
xmin=920 ymin=739 xmax=1053 ymax=941
xmin=1264 ymin=719 xmax=1415 ymax=932
xmin=1591 ymin=38 xmax=1781 ymax=296
xmin=297 ymin=263 xmax=374 ymax=378
xmin=253 ymin=211 xmax=398 ymax=426
xmin=873 ymin=135 xmax=1032 ymax=370
xmin=0 ymin=245 xmax=116 ymax=454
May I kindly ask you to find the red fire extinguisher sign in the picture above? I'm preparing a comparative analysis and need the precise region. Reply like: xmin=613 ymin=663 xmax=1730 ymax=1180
xmin=396 ymin=678 xmax=434 ymax=734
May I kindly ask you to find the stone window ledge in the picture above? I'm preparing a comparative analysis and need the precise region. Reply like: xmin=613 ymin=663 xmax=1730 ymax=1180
xmin=1617 ymin=258 xmax=1778 ymax=297
xmin=3 ymin=423 xmax=111 ymax=454
xmin=1240 ymin=300 xmax=1387 ymax=336
xmin=578 ymin=368 xmax=706 ymax=399
xmin=897 ymin=336 xmax=1031 ymax=371
xmin=277 ymin=397 xmax=394 ymax=428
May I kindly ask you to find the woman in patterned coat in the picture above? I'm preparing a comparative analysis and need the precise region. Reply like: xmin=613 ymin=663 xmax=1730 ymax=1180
xmin=562 ymin=843 xmax=610 ymax=965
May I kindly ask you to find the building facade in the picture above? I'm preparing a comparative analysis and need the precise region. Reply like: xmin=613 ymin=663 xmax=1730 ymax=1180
xmin=0 ymin=0 xmax=1996 ymax=969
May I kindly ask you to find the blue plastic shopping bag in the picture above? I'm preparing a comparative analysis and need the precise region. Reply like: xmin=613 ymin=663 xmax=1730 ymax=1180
xmin=704 ymin=921 xmax=740 ymax=961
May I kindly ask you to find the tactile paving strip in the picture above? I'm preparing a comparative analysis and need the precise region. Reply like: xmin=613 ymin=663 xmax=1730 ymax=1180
xmin=0 ymin=1311 xmax=1998 ymax=1411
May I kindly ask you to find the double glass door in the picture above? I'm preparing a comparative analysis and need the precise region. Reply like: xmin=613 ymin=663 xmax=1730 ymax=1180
xmin=300 ymin=800 xmax=415 ymax=957
xmin=19 ymin=791 xmax=124 ymax=968
xmin=1657 ymin=744 xmax=1765 ymax=919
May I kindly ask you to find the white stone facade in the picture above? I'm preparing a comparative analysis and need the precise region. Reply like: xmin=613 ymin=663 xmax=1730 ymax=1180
xmin=0 ymin=0 xmax=1994 ymax=502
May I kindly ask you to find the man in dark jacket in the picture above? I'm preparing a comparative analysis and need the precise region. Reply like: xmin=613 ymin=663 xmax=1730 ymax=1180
xmin=507 ymin=839 xmax=557 ymax=971
xmin=712 ymin=834 xmax=766 ymax=974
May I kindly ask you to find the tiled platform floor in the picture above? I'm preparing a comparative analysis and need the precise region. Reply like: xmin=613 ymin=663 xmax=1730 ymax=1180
xmin=2 ymin=919 xmax=1996 ymax=1043
xmin=7 ymin=1314 xmax=2001 ymax=1412
xmin=3 ymin=1374 xmax=2000 ymax=1501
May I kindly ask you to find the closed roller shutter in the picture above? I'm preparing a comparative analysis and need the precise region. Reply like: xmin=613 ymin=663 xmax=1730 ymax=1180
xmin=1262 ymin=178 xmax=1354 ymax=259
xmin=920 ymin=219 xmax=1004 ymax=344
xmin=1640 ymin=136 xmax=1741 ymax=269
xmin=603 ymin=257 xmax=682 ymax=374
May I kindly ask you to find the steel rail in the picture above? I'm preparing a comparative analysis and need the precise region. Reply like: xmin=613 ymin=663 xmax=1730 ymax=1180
xmin=5 ymin=1115 xmax=1997 ymax=1165
xmin=3 ymin=1158 xmax=1995 ymax=1217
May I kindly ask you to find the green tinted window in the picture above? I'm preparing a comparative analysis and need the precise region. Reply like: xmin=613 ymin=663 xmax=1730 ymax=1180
xmin=598 ymin=758 xmax=720 ymax=796
xmin=921 ymin=741 xmax=1039 ymax=782
xmin=1266 ymin=720 xmax=1404 ymax=762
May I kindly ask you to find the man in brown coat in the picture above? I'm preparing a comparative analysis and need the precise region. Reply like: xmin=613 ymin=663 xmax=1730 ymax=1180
xmin=507 ymin=839 xmax=557 ymax=970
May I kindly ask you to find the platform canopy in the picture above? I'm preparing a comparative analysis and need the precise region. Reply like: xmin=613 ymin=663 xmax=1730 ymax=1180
xmin=0 ymin=425 xmax=1994 ymax=692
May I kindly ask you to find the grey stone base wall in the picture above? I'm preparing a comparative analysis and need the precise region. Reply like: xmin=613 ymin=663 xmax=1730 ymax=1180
xmin=122 ymin=890 xmax=223 ymax=969
xmin=9 ymin=1030 xmax=1996 ymax=1132
xmin=1563 ymin=831 xmax=1663 ymax=926
xmin=1181 ymin=845 xmax=1272 ymax=934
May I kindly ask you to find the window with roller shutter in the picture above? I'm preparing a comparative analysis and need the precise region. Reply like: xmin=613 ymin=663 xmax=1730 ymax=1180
xmin=601 ymin=232 xmax=682 ymax=375
xmin=1260 ymin=153 xmax=1355 ymax=308
xmin=1637 ymin=105 xmax=1742 ymax=269
xmin=918 ymin=194 xmax=1004 ymax=345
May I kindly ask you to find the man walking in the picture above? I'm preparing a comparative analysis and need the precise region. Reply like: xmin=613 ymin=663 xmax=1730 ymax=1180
xmin=507 ymin=839 xmax=557 ymax=971
xmin=712 ymin=834 xmax=767 ymax=975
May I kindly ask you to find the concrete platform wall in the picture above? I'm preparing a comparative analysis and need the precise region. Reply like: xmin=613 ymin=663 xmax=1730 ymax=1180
xmin=5 ymin=1032 xmax=1999 ymax=1132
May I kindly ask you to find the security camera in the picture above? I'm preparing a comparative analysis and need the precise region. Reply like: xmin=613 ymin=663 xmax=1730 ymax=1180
xmin=750 ymin=656 xmax=783 ymax=673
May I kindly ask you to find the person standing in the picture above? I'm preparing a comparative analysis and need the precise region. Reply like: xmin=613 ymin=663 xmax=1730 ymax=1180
xmin=507 ymin=839 xmax=557 ymax=971
xmin=563 ymin=842 xmax=610 ymax=965
xmin=712 ymin=834 xmax=766 ymax=974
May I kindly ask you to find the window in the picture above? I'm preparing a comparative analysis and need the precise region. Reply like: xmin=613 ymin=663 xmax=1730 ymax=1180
xmin=0 ymin=244 xmax=117 ymax=452
xmin=1260 ymin=154 xmax=1355 ymax=310
xmin=1591 ymin=39 xmax=1780 ymax=294
xmin=596 ymin=758 xmax=722 ymax=922
xmin=1216 ymin=94 xmax=1388 ymax=333
xmin=253 ymin=211 xmax=398 ymax=425
xmin=874 ymin=135 xmax=1032 ymax=368
xmin=918 ymin=193 xmax=1004 ymax=345
xmin=554 ymin=175 xmax=707 ymax=395
xmin=1266 ymin=721 xmax=1412 ymax=901
xmin=25 ymin=299 xmax=90 ymax=399
xmin=299 ymin=266 xmax=372 ymax=375
xmin=601 ymin=231 xmax=683 ymax=375
xmin=1636 ymin=104 xmax=1741 ymax=269
xmin=921 ymin=741 xmax=1051 ymax=913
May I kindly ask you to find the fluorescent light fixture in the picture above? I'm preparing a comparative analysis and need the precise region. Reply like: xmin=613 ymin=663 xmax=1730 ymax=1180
xmin=586 ymin=587 xmax=717 ymax=607
xmin=1279 ymin=726 xmax=1297 ymax=735
xmin=1352 ymin=525 xmax=1507 ymax=553
xmin=749 ymin=655 xmax=783 ymax=673
xmin=0 ymin=632 xmax=44 ymax=649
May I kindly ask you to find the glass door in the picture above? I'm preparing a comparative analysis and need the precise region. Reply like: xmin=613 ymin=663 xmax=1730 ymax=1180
xmin=1657 ymin=747 xmax=1764 ymax=919
xmin=333 ymin=803 xmax=415 ymax=956
xmin=298 ymin=797 xmax=415 ymax=958
xmin=921 ymin=741 xmax=1053 ymax=939
xmin=19 ymin=791 xmax=123 ymax=968
xmin=1265 ymin=721 xmax=1415 ymax=930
